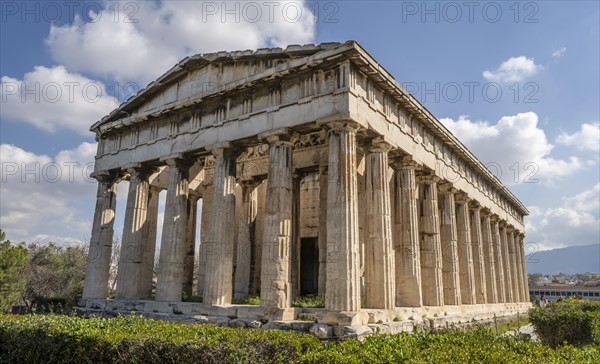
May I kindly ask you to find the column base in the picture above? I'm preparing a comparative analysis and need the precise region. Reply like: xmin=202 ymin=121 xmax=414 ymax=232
xmin=76 ymin=299 xmax=532 ymax=340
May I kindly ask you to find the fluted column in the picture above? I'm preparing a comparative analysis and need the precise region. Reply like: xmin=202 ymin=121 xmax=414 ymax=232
xmin=469 ymin=204 xmax=487 ymax=304
xmin=140 ymin=185 xmax=160 ymax=299
xmin=203 ymin=146 xmax=239 ymax=305
xmin=116 ymin=166 xmax=154 ymax=299
xmin=418 ymin=175 xmax=444 ymax=307
xmin=156 ymin=158 xmax=192 ymax=301
xmin=439 ymin=183 xmax=461 ymax=305
xmin=481 ymin=211 xmax=497 ymax=303
xmin=324 ymin=121 xmax=361 ymax=311
xmin=183 ymin=194 xmax=199 ymax=297
xmin=260 ymin=131 xmax=293 ymax=308
xmin=317 ymin=162 xmax=328 ymax=297
xmin=392 ymin=157 xmax=422 ymax=307
xmin=291 ymin=173 xmax=301 ymax=299
xmin=197 ymin=180 xmax=212 ymax=295
xmin=83 ymin=173 xmax=119 ymax=299
xmin=491 ymin=217 xmax=506 ymax=303
xmin=455 ymin=193 xmax=476 ymax=304
xmin=364 ymin=139 xmax=395 ymax=309
xmin=500 ymin=223 xmax=513 ymax=303
xmin=507 ymin=227 xmax=520 ymax=302
xmin=518 ymin=234 xmax=530 ymax=302
xmin=234 ymin=180 xmax=259 ymax=299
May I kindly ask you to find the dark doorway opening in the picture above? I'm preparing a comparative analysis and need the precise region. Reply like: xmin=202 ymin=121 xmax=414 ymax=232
xmin=300 ymin=237 xmax=319 ymax=295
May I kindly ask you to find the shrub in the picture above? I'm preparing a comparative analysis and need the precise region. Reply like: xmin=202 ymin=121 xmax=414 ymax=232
xmin=291 ymin=295 xmax=324 ymax=308
xmin=529 ymin=296 xmax=600 ymax=347
xmin=1 ymin=314 xmax=599 ymax=363
xmin=0 ymin=314 xmax=320 ymax=364
xmin=232 ymin=295 xmax=261 ymax=305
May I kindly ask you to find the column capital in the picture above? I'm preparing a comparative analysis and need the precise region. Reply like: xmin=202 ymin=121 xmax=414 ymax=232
xmin=390 ymin=155 xmax=418 ymax=170
xmin=205 ymin=142 xmax=241 ymax=157
xmin=258 ymin=128 xmax=298 ymax=145
xmin=318 ymin=119 xmax=362 ymax=134
xmin=480 ymin=208 xmax=492 ymax=217
xmin=438 ymin=181 xmax=458 ymax=194
xmin=498 ymin=220 xmax=508 ymax=228
xmin=455 ymin=192 xmax=471 ymax=204
xmin=124 ymin=163 xmax=159 ymax=178
xmin=468 ymin=200 xmax=482 ymax=211
xmin=188 ymin=193 xmax=201 ymax=202
xmin=490 ymin=214 xmax=500 ymax=222
xmin=91 ymin=170 xmax=121 ymax=184
xmin=238 ymin=177 xmax=262 ymax=190
xmin=149 ymin=185 xmax=163 ymax=193
xmin=416 ymin=174 xmax=440 ymax=184
xmin=208 ymin=144 xmax=242 ymax=160
xmin=161 ymin=156 xmax=195 ymax=170
xmin=365 ymin=136 xmax=393 ymax=154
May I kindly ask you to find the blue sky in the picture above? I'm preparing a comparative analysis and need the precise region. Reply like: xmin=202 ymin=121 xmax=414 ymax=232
xmin=1 ymin=1 xmax=599 ymax=265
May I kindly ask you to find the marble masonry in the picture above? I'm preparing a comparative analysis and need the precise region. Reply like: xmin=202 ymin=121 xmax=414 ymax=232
xmin=80 ymin=41 xmax=531 ymax=338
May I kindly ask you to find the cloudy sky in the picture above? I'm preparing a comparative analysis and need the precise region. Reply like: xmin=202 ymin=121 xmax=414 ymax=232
xmin=1 ymin=2 xmax=599 ymax=264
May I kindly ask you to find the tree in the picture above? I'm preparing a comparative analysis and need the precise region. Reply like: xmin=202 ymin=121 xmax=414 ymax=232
xmin=21 ymin=242 xmax=87 ymax=312
xmin=0 ymin=230 xmax=28 ymax=311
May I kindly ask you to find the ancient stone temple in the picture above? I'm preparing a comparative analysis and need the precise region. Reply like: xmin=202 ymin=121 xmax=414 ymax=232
xmin=80 ymin=41 xmax=530 ymax=337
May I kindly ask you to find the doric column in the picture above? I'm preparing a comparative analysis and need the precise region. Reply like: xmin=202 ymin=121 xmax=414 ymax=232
xmin=518 ymin=233 xmax=530 ymax=302
xmin=391 ymin=156 xmax=422 ymax=307
xmin=417 ymin=175 xmax=444 ymax=307
xmin=500 ymin=223 xmax=513 ymax=303
xmin=481 ymin=211 xmax=498 ymax=303
xmin=140 ymin=185 xmax=160 ymax=299
xmin=317 ymin=161 xmax=328 ymax=297
xmin=203 ymin=146 xmax=239 ymax=305
xmin=324 ymin=121 xmax=361 ymax=311
xmin=455 ymin=193 xmax=476 ymax=304
xmin=233 ymin=180 xmax=259 ymax=299
xmin=116 ymin=166 xmax=154 ymax=300
xmin=183 ymin=194 xmax=199 ymax=298
xmin=197 ymin=179 xmax=212 ymax=295
xmin=438 ymin=183 xmax=461 ymax=305
xmin=291 ymin=173 xmax=302 ymax=299
xmin=364 ymin=139 xmax=395 ymax=309
xmin=469 ymin=203 xmax=487 ymax=304
xmin=83 ymin=172 xmax=119 ymax=299
xmin=491 ymin=217 xmax=506 ymax=303
xmin=508 ymin=227 xmax=521 ymax=302
xmin=260 ymin=131 xmax=294 ymax=308
xmin=156 ymin=158 xmax=192 ymax=301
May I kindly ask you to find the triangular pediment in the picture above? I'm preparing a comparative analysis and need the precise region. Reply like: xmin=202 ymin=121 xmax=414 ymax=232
xmin=91 ymin=41 xmax=356 ymax=131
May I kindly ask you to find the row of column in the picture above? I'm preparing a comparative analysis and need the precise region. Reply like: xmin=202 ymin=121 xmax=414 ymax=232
xmin=83 ymin=121 xmax=529 ymax=311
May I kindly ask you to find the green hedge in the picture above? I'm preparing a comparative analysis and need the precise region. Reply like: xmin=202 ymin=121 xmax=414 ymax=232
xmin=1 ymin=314 xmax=599 ymax=363
xmin=529 ymin=297 xmax=600 ymax=347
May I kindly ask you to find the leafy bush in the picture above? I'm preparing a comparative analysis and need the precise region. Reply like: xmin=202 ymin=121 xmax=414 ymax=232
xmin=0 ymin=231 xmax=28 ymax=311
xmin=291 ymin=295 xmax=325 ymax=308
xmin=232 ymin=295 xmax=261 ymax=305
xmin=529 ymin=297 xmax=600 ymax=347
xmin=1 ymin=314 xmax=599 ymax=363
xmin=0 ymin=314 xmax=320 ymax=364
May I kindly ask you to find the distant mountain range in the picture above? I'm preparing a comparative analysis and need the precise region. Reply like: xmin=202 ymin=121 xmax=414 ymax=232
xmin=526 ymin=244 xmax=600 ymax=275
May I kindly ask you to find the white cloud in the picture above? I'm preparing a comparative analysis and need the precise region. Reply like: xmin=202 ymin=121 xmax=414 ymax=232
xmin=526 ymin=184 xmax=600 ymax=250
xmin=440 ymin=112 xmax=585 ymax=184
xmin=1 ymin=65 xmax=118 ymax=134
xmin=45 ymin=0 xmax=316 ymax=84
xmin=0 ymin=142 xmax=98 ymax=242
xmin=483 ymin=56 xmax=541 ymax=83
xmin=552 ymin=47 xmax=567 ymax=58
xmin=556 ymin=122 xmax=600 ymax=152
